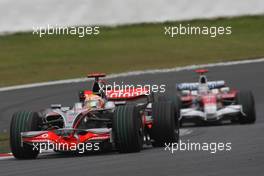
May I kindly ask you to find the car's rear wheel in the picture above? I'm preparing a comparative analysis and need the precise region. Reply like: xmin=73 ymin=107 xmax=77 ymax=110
xmin=151 ymin=101 xmax=179 ymax=147
xmin=157 ymin=94 xmax=181 ymax=126
xmin=236 ymin=90 xmax=256 ymax=124
xmin=10 ymin=111 xmax=41 ymax=159
xmin=113 ymin=105 xmax=143 ymax=153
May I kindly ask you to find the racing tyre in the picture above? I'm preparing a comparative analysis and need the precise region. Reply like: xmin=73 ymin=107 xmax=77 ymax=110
xmin=236 ymin=90 xmax=256 ymax=124
xmin=113 ymin=105 xmax=143 ymax=153
xmin=157 ymin=94 xmax=181 ymax=126
xmin=151 ymin=101 xmax=179 ymax=147
xmin=10 ymin=111 xmax=41 ymax=159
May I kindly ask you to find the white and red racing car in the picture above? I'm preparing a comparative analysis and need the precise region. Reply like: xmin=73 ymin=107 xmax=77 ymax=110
xmin=177 ymin=69 xmax=256 ymax=126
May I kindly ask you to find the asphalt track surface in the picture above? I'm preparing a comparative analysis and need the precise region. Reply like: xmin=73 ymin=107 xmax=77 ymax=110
xmin=0 ymin=61 xmax=263 ymax=176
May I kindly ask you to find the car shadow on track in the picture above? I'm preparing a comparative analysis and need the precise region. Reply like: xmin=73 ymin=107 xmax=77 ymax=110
xmin=180 ymin=120 xmax=243 ymax=128
xmin=7 ymin=145 xmax=157 ymax=161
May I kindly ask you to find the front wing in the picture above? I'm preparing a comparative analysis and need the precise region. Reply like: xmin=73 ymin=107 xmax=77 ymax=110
xmin=21 ymin=128 xmax=112 ymax=150
xmin=180 ymin=105 xmax=244 ymax=121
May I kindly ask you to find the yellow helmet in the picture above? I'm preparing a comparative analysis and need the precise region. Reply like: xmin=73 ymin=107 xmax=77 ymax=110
xmin=84 ymin=94 xmax=104 ymax=109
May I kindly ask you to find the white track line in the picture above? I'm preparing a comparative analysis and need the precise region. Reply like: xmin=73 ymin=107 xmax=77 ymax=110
xmin=180 ymin=129 xmax=193 ymax=136
xmin=0 ymin=58 xmax=264 ymax=92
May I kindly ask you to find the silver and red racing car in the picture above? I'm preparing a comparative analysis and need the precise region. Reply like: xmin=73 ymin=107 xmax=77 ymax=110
xmin=10 ymin=73 xmax=180 ymax=159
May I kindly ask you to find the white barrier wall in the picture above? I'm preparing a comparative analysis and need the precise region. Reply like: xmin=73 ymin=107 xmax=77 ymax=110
xmin=0 ymin=0 xmax=263 ymax=33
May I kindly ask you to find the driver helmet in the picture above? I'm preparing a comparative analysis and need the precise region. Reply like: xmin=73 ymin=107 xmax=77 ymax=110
xmin=198 ymin=75 xmax=209 ymax=94
xmin=84 ymin=94 xmax=105 ymax=109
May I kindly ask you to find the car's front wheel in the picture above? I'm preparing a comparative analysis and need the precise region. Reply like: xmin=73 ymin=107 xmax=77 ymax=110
xmin=236 ymin=90 xmax=256 ymax=124
xmin=10 ymin=111 xmax=41 ymax=159
xmin=113 ymin=105 xmax=143 ymax=153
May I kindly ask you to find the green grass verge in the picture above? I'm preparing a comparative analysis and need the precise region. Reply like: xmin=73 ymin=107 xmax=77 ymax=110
xmin=0 ymin=133 xmax=9 ymax=153
xmin=0 ymin=15 xmax=264 ymax=87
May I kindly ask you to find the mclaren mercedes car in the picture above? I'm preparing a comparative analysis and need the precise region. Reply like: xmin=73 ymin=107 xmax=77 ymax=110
xmin=177 ymin=69 xmax=256 ymax=126
xmin=10 ymin=73 xmax=180 ymax=159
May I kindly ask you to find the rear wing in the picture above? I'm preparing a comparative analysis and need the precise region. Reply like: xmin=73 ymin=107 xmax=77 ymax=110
xmin=177 ymin=81 xmax=226 ymax=91
xmin=84 ymin=73 xmax=154 ymax=103
xmin=106 ymin=87 xmax=153 ymax=102
xmin=87 ymin=73 xmax=106 ymax=82
xmin=80 ymin=87 xmax=153 ymax=102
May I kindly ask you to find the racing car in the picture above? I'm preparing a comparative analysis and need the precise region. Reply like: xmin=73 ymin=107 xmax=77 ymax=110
xmin=177 ymin=69 xmax=256 ymax=126
xmin=10 ymin=73 xmax=180 ymax=159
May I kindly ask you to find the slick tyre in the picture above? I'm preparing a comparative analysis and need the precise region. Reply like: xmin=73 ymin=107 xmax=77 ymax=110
xmin=113 ymin=105 xmax=143 ymax=153
xmin=236 ymin=90 xmax=256 ymax=124
xmin=10 ymin=111 xmax=41 ymax=159
xmin=151 ymin=101 xmax=179 ymax=147
xmin=157 ymin=94 xmax=181 ymax=127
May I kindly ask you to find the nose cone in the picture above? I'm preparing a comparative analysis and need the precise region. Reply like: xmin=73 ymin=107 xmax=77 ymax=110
xmin=204 ymin=104 xmax=217 ymax=119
